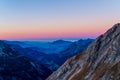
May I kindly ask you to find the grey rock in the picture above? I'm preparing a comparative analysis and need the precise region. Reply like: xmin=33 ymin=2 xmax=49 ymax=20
xmin=47 ymin=23 xmax=120 ymax=80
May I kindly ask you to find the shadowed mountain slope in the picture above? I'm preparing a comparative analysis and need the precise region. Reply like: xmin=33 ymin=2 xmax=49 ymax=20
xmin=0 ymin=41 xmax=52 ymax=80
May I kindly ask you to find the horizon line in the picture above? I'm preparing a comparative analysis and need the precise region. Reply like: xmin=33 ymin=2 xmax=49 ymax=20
xmin=2 ymin=37 xmax=95 ymax=42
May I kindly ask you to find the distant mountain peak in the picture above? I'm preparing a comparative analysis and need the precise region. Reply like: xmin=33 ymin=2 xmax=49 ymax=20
xmin=52 ymin=40 xmax=72 ymax=44
xmin=47 ymin=23 xmax=120 ymax=80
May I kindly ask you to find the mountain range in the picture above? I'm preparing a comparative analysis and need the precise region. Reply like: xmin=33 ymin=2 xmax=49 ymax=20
xmin=0 ymin=39 xmax=93 ymax=80
xmin=0 ymin=23 xmax=119 ymax=80
xmin=0 ymin=41 xmax=52 ymax=80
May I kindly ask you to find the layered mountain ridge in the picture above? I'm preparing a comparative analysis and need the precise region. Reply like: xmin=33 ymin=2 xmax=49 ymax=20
xmin=0 ymin=40 xmax=52 ymax=80
xmin=0 ymin=38 xmax=93 ymax=80
xmin=47 ymin=23 xmax=120 ymax=80
xmin=5 ymin=39 xmax=93 ymax=72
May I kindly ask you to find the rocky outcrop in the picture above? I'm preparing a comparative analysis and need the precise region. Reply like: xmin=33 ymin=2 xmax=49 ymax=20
xmin=47 ymin=23 xmax=120 ymax=80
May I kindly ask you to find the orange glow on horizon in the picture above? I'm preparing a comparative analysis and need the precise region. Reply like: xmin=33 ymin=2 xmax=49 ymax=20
xmin=0 ymin=22 xmax=114 ymax=40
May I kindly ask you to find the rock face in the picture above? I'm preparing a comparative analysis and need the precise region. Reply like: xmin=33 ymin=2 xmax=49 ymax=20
xmin=47 ymin=23 xmax=120 ymax=80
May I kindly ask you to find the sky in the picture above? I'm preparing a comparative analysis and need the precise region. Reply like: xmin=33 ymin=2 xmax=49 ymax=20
xmin=0 ymin=0 xmax=120 ymax=40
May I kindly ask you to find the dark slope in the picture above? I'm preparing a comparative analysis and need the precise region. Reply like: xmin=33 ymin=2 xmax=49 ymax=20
xmin=47 ymin=23 xmax=120 ymax=80
xmin=0 ymin=41 xmax=52 ymax=80
xmin=58 ymin=39 xmax=94 ymax=65
xmin=6 ymin=39 xmax=93 ymax=72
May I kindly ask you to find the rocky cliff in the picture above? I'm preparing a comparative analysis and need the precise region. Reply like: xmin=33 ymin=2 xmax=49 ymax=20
xmin=47 ymin=23 xmax=120 ymax=80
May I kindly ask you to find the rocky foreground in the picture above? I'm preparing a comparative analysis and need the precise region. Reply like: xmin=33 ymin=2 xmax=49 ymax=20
xmin=47 ymin=23 xmax=120 ymax=80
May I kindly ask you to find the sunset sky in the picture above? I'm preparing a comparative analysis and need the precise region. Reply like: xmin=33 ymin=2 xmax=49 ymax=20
xmin=0 ymin=0 xmax=120 ymax=40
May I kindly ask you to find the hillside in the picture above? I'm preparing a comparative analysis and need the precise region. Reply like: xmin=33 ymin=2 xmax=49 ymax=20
xmin=0 ymin=41 xmax=52 ymax=80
